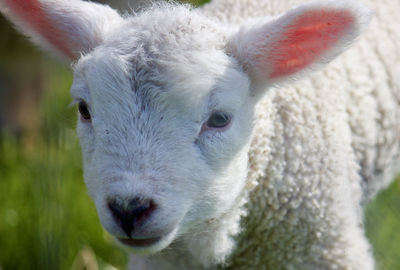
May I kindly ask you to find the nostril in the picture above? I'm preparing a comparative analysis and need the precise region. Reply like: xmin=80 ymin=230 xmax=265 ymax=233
xmin=107 ymin=197 xmax=157 ymax=237
xmin=127 ymin=197 xmax=155 ymax=222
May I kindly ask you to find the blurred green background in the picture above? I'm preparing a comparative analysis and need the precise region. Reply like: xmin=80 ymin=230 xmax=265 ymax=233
xmin=0 ymin=1 xmax=399 ymax=270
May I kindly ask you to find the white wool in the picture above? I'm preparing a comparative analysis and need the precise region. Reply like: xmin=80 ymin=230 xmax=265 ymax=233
xmin=201 ymin=0 xmax=400 ymax=269
xmin=1 ymin=0 xmax=399 ymax=269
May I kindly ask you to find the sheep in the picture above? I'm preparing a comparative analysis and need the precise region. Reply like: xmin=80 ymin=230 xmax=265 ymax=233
xmin=0 ymin=0 xmax=399 ymax=269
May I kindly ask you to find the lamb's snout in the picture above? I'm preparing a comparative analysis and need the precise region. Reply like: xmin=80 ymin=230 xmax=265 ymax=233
xmin=107 ymin=197 xmax=157 ymax=237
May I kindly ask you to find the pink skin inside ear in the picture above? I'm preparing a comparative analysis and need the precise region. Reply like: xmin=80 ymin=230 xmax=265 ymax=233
xmin=267 ymin=9 xmax=355 ymax=79
xmin=6 ymin=0 xmax=74 ymax=59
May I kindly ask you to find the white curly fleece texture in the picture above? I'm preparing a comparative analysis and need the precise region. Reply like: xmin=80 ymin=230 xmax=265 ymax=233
xmin=199 ymin=0 xmax=400 ymax=269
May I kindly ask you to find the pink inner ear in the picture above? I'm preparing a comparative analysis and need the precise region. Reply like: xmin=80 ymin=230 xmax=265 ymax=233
xmin=6 ymin=0 xmax=74 ymax=59
xmin=267 ymin=9 xmax=355 ymax=79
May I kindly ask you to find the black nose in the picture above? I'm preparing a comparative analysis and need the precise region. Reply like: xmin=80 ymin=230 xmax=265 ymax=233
xmin=107 ymin=197 xmax=156 ymax=237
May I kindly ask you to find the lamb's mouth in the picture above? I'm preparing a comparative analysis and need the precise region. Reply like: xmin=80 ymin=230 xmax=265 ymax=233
xmin=116 ymin=225 xmax=179 ymax=250
xmin=118 ymin=236 xmax=162 ymax=247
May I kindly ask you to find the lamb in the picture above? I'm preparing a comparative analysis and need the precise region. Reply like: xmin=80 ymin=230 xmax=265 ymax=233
xmin=1 ymin=0 xmax=399 ymax=269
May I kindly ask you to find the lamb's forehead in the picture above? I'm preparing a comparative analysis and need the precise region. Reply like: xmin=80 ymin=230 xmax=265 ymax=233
xmin=105 ymin=4 xmax=229 ymax=60
xmin=72 ymin=4 xmax=241 ymax=111
xmin=122 ymin=3 xmax=228 ymax=49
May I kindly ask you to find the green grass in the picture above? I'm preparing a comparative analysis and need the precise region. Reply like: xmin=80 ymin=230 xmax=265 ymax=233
xmin=366 ymin=179 xmax=400 ymax=270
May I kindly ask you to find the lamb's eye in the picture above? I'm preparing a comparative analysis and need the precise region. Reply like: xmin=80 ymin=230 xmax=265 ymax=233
xmin=78 ymin=101 xmax=91 ymax=121
xmin=206 ymin=111 xmax=231 ymax=129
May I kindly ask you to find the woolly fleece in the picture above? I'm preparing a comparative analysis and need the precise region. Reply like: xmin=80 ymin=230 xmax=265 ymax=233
xmin=199 ymin=0 xmax=400 ymax=269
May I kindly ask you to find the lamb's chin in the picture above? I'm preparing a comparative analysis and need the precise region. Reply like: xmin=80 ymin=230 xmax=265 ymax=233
xmin=115 ymin=226 xmax=179 ymax=254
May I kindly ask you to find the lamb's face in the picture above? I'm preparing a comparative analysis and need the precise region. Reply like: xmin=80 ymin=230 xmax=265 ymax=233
xmin=70 ymin=9 xmax=254 ymax=253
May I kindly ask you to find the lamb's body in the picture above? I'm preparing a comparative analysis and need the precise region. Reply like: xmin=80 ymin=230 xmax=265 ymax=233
xmin=134 ymin=0 xmax=400 ymax=269
xmin=211 ymin=0 xmax=400 ymax=268
xmin=209 ymin=0 xmax=400 ymax=269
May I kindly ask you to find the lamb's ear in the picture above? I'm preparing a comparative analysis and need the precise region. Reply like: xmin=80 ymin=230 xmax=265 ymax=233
xmin=227 ymin=0 xmax=372 ymax=87
xmin=0 ymin=0 xmax=123 ymax=62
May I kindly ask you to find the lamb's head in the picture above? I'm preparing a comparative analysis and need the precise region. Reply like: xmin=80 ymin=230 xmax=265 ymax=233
xmin=72 ymin=6 xmax=255 ymax=252
xmin=0 ymin=0 xmax=371 ymax=256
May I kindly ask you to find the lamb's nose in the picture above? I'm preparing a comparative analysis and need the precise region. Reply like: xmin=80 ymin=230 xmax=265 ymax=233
xmin=107 ymin=197 xmax=156 ymax=237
